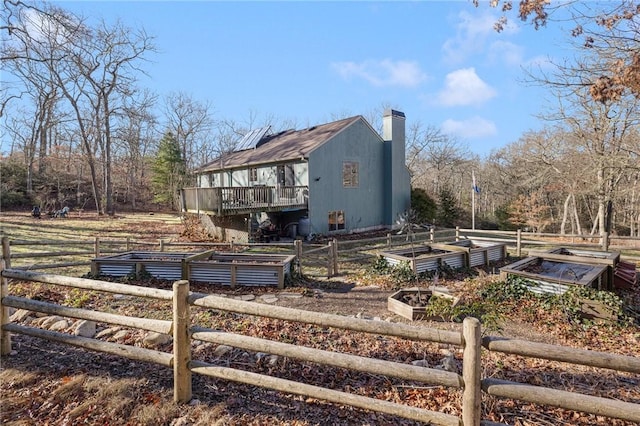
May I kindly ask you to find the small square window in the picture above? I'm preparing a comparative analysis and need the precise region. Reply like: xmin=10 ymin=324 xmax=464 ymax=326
xmin=328 ymin=210 xmax=345 ymax=231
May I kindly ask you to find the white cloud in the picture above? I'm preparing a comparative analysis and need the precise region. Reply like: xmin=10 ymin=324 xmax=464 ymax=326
xmin=331 ymin=59 xmax=427 ymax=88
xmin=441 ymin=116 xmax=497 ymax=139
xmin=443 ymin=10 xmax=519 ymax=64
xmin=436 ymin=68 xmax=497 ymax=107
xmin=488 ymin=40 xmax=524 ymax=66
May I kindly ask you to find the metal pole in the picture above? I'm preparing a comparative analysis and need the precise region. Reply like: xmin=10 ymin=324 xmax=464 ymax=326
xmin=472 ymin=186 xmax=475 ymax=230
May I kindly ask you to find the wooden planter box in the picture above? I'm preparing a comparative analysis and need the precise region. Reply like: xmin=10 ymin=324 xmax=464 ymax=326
xmin=380 ymin=245 xmax=466 ymax=274
xmin=432 ymin=239 xmax=507 ymax=267
xmin=387 ymin=288 xmax=460 ymax=321
xmin=92 ymin=250 xmax=296 ymax=289
xmin=499 ymin=257 xmax=608 ymax=295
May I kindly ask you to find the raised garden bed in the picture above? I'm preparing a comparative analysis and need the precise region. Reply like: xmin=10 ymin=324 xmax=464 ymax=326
xmin=91 ymin=251 xmax=194 ymax=281
xmin=527 ymin=247 xmax=620 ymax=290
xmin=387 ymin=287 xmax=460 ymax=321
xmin=500 ymin=257 xmax=608 ymax=295
xmin=379 ymin=245 xmax=466 ymax=274
xmin=188 ymin=252 xmax=296 ymax=288
xmin=92 ymin=250 xmax=296 ymax=288
xmin=432 ymin=239 xmax=507 ymax=267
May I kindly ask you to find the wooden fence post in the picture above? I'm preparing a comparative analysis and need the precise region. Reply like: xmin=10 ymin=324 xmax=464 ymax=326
xmin=94 ymin=237 xmax=100 ymax=258
xmin=126 ymin=237 xmax=131 ymax=251
xmin=173 ymin=280 xmax=192 ymax=403
xmin=516 ymin=229 xmax=522 ymax=257
xmin=294 ymin=240 xmax=303 ymax=276
xmin=2 ymin=236 xmax=11 ymax=269
xmin=1 ymin=252 xmax=12 ymax=356
xmin=327 ymin=241 xmax=334 ymax=277
xmin=332 ymin=238 xmax=339 ymax=276
xmin=160 ymin=239 xmax=165 ymax=252
xmin=429 ymin=227 xmax=435 ymax=243
xmin=387 ymin=233 xmax=391 ymax=247
xmin=456 ymin=226 xmax=460 ymax=241
xmin=462 ymin=317 xmax=481 ymax=426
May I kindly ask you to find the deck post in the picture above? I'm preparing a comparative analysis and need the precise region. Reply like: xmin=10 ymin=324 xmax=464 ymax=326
xmin=516 ymin=229 xmax=522 ymax=257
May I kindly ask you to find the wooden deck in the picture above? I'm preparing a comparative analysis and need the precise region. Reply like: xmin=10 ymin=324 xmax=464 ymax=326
xmin=180 ymin=186 xmax=308 ymax=216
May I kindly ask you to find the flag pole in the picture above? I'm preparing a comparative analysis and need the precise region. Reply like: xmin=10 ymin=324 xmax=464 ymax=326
xmin=472 ymin=171 xmax=476 ymax=230
xmin=472 ymin=184 xmax=475 ymax=230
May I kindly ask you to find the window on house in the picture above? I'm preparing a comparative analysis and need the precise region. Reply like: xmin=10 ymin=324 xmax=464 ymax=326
xmin=249 ymin=167 xmax=258 ymax=182
xmin=328 ymin=210 xmax=345 ymax=231
xmin=343 ymin=162 xmax=359 ymax=187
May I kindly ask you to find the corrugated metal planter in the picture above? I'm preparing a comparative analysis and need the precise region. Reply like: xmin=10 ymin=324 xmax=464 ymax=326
xmin=379 ymin=245 xmax=466 ymax=274
xmin=499 ymin=257 xmax=608 ymax=295
xmin=188 ymin=252 xmax=296 ymax=289
xmin=387 ymin=287 xmax=460 ymax=321
xmin=91 ymin=251 xmax=194 ymax=281
xmin=527 ymin=247 xmax=620 ymax=290
xmin=432 ymin=239 xmax=507 ymax=267
xmin=92 ymin=250 xmax=296 ymax=289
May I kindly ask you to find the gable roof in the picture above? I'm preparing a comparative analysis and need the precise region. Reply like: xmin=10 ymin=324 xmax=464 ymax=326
xmin=196 ymin=115 xmax=363 ymax=172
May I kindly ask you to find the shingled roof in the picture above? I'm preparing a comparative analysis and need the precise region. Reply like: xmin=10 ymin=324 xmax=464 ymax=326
xmin=196 ymin=115 xmax=363 ymax=172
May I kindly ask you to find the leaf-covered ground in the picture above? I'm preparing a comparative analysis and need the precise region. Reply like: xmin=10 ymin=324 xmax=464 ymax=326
xmin=1 ymin=211 xmax=639 ymax=425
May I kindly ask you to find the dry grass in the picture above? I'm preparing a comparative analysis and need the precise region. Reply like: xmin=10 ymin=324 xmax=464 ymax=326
xmin=1 ymin=212 xmax=639 ymax=425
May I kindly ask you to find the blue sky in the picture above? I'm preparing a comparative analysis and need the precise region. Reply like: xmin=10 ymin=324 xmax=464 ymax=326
xmin=48 ymin=1 xmax=570 ymax=156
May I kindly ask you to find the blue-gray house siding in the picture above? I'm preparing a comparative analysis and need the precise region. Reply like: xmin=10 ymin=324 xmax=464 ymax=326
xmin=181 ymin=110 xmax=411 ymax=241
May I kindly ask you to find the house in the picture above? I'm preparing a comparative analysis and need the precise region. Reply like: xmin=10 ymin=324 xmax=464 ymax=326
xmin=180 ymin=109 xmax=411 ymax=242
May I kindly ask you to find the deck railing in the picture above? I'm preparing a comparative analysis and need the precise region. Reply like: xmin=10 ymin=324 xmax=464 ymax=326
xmin=180 ymin=186 xmax=308 ymax=215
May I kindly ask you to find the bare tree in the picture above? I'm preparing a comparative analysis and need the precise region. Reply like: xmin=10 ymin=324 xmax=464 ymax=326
xmin=114 ymin=88 xmax=158 ymax=209
xmin=406 ymin=121 xmax=470 ymax=196
xmin=476 ymin=0 xmax=640 ymax=101
xmin=1 ymin=0 xmax=68 ymax=190
xmin=163 ymin=92 xmax=215 ymax=171
xmin=3 ymin=2 xmax=155 ymax=215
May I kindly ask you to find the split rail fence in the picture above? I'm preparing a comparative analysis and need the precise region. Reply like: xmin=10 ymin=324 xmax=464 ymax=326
xmin=3 ymin=227 xmax=640 ymax=279
xmin=1 ymin=267 xmax=639 ymax=426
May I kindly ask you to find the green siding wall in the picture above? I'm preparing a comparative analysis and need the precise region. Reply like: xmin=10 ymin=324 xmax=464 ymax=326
xmin=307 ymin=119 xmax=386 ymax=235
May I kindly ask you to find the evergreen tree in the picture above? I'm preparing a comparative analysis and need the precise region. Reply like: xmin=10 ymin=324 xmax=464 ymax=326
xmin=151 ymin=132 xmax=186 ymax=209
xmin=436 ymin=186 xmax=459 ymax=228
xmin=410 ymin=187 xmax=437 ymax=225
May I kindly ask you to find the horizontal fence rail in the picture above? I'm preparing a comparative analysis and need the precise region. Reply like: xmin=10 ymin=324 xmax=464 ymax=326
xmin=3 ymin=225 xmax=639 ymax=278
xmin=0 ymin=268 xmax=472 ymax=425
xmin=2 ymin=266 xmax=640 ymax=425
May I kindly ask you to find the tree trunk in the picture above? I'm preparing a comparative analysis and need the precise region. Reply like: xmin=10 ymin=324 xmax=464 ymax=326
xmin=103 ymin=93 xmax=114 ymax=216
xmin=560 ymin=193 xmax=571 ymax=235
xmin=572 ymin=193 xmax=582 ymax=236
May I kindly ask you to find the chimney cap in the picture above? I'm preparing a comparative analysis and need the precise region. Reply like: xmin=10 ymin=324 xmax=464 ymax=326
xmin=383 ymin=109 xmax=405 ymax=118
